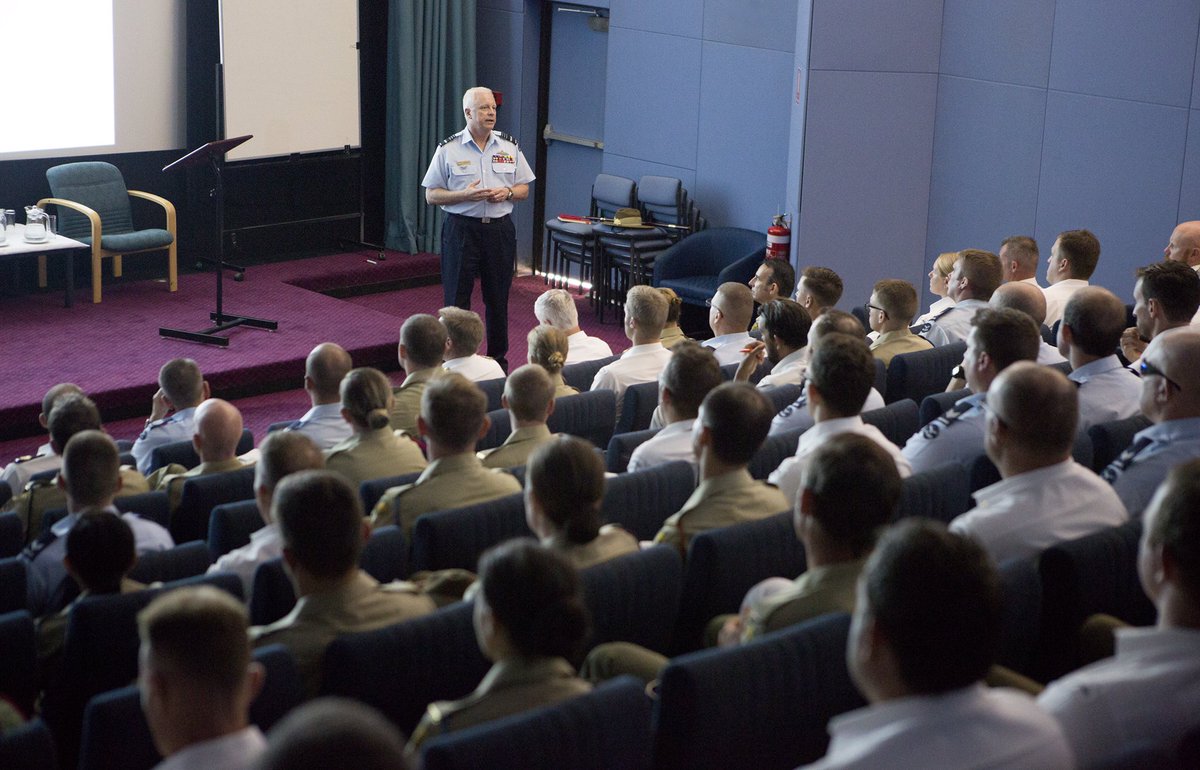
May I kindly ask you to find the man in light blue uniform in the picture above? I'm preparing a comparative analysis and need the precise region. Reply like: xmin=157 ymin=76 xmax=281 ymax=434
xmin=902 ymin=308 xmax=1040 ymax=474
xmin=1058 ymin=287 xmax=1142 ymax=430
xmin=279 ymin=343 xmax=354 ymax=451
xmin=917 ymin=249 xmax=1001 ymax=348
xmin=422 ymin=86 xmax=535 ymax=373
xmin=130 ymin=358 xmax=210 ymax=475
xmin=1102 ymin=331 xmax=1200 ymax=516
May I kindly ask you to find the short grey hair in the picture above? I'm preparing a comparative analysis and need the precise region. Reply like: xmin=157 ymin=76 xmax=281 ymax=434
xmin=534 ymin=289 xmax=579 ymax=330
xmin=463 ymin=86 xmax=493 ymax=112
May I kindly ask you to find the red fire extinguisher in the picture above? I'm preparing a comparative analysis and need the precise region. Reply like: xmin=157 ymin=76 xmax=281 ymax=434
xmin=767 ymin=214 xmax=791 ymax=260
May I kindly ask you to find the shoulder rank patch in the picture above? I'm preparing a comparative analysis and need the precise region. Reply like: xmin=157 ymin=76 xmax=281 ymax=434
xmin=496 ymin=131 xmax=518 ymax=146
xmin=438 ymin=131 xmax=463 ymax=147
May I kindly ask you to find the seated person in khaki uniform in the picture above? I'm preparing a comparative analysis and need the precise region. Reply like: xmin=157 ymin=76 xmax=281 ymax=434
xmin=658 ymin=287 xmax=691 ymax=349
xmin=653 ymin=382 xmax=788 ymax=554
xmin=148 ymin=398 xmax=250 ymax=511
xmin=209 ymin=431 xmax=326 ymax=597
xmin=251 ymin=470 xmax=436 ymax=696
xmin=478 ymin=364 xmax=556 ymax=470
xmin=391 ymin=314 xmax=447 ymax=437
xmin=527 ymin=325 xmax=578 ymax=398
xmin=584 ymin=433 xmax=900 ymax=684
xmin=37 ymin=512 xmax=144 ymax=687
xmin=407 ymin=540 xmax=592 ymax=755
xmin=370 ymin=374 xmax=521 ymax=535
xmin=325 ymin=367 xmax=427 ymax=488
xmin=5 ymin=394 xmax=150 ymax=540
xmin=2 ymin=382 xmax=83 ymax=498
xmin=526 ymin=435 xmax=638 ymax=570
xmin=867 ymin=279 xmax=933 ymax=366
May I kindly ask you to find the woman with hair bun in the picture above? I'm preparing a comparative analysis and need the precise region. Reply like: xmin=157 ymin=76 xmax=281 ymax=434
xmin=324 ymin=367 xmax=426 ymax=487
xmin=525 ymin=435 xmax=638 ymax=569
xmin=658 ymin=287 xmax=690 ymax=349
xmin=407 ymin=539 xmax=592 ymax=750
xmin=526 ymin=325 xmax=578 ymax=398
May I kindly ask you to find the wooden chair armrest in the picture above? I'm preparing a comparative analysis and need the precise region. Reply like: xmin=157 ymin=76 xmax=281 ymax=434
xmin=127 ymin=190 xmax=177 ymax=234
xmin=36 ymin=197 xmax=102 ymax=243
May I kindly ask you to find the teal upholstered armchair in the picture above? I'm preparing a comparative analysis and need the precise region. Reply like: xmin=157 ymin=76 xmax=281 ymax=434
xmin=38 ymin=162 xmax=177 ymax=303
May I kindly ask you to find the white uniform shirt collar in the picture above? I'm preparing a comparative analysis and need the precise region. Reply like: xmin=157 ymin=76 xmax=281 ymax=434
xmin=971 ymin=459 xmax=1076 ymax=508
xmin=298 ymin=402 xmax=342 ymax=423
xmin=622 ymin=342 xmax=667 ymax=358
xmin=1068 ymin=354 xmax=1125 ymax=384
xmin=771 ymin=347 xmax=807 ymax=373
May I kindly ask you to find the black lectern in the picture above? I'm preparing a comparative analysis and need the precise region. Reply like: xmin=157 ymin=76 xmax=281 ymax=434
xmin=159 ymin=135 xmax=278 ymax=346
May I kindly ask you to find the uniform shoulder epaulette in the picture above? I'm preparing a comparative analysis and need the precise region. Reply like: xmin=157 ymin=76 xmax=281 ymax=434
xmin=496 ymin=131 xmax=518 ymax=146
xmin=12 ymin=455 xmax=35 ymax=465
xmin=438 ymin=131 xmax=463 ymax=147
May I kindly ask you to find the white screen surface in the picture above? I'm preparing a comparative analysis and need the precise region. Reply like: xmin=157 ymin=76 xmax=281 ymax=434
xmin=0 ymin=0 xmax=185 ymax=161
xmin=220 ymin=0 xmax=361 ymax=161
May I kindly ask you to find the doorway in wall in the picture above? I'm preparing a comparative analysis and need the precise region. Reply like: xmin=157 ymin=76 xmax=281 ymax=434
xmin=534 ymin=3 xmax=609 ymax=287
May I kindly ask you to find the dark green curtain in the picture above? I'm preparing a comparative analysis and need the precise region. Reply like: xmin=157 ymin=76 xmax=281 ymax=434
xmin=385 ymin=0 xmax=477 ymax=254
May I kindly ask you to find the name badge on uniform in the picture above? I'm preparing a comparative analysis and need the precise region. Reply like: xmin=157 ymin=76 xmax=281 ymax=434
xmin=491 ymin=153 xmax=515 ymax=173
xmin=451 ymin=160 xmax=475 ymax=176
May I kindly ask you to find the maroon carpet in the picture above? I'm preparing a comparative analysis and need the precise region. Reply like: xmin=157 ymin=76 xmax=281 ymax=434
xmin=0 ymin=251 xmax=628 ymax=459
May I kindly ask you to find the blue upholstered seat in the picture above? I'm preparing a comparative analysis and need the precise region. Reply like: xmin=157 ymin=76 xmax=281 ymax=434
xmin=207 ymin=499 xmax=262 ymax=560
xmin=170 ymin=464 xmax=256 ymax=544
xmin=420 ymin=676 xmax=653 ymax=770
xmin=562 ymin=355 xmax=618 ymax=392
xmin=605 ymin=427 xmax=659 ymax=473
xmin=580 ymin=547 xmax=683 ymax=655
xmin=600 ymin=461 xmax=697 ymax=542
xmin=127 ymin=540 xmax=212 ymax=584
xmin=614 ymin=380 xmax=659 ymax=435
xmin=653 ymin=227 xmax=767 ymax=307
xmin=860 ymin=399 xmax=920 ymax=448
xmin=1088 ymin=413 xmax=1153 ymax=473
xmin=884 ymin=341 xmax=966 ymax=405
xmin=918 ymin=387 xmax=970 ymax=426
xmin=359 ymin=470 xmax=422 ymax=514
xmin=0 ymin=610 xmax=37 ymax=718
xmin=0 ymin=558 xmax=28 ymax=615
xmin=0 ymin=512 xmax=23 ymax=558
xmin=145 ymin=428 xmax=254 ymax=473
xmin=896 ymin=462 xmax=974 ymax=524
xmin=409 ymin=494 xmax=528 ymax=574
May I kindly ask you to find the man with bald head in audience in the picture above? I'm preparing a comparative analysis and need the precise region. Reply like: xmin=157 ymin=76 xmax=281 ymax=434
xmin=477 ymin=364 xmax=557 ymax=469
xmin=209 ymin=431 xmax=326 ymax=595
xmin=1058 ymin=287 xmax=1143 ymax=430
xmin=1122 ymin=260 xmax=1200 ymax=367
xmin=999 ymin=235 xmax=1041 ymax=287
xmin=280 ymin=343 xmax=354 ymax=451
xmin=1101 ymin=331 xmax=1200 ymax=515
xmin=1039 ymin=458 xmax=1200 ymax=765
xmin=23 ymin=430 xmax=172 ymax=616
xmin=950 ymin=362 xmax=1127 ymax=564
xmin=918 ymin=249 xmax=1002 ymax=347
xmin=989 ymin=280 xmax=1066 ymax=365
xmin=151 ymin=398 xmax=249 ymax=512
xmin=703 ymin=282 xmax=755 ymax=365
xmin=391 ymin=313 xmax=447 ymax=437
xmin=1164 ymin=220 xmax=1200 ymax=269
xmin=132 ymin=358 xmax=211 ymax=475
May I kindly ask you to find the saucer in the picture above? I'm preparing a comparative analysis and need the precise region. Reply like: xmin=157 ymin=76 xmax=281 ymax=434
xmin=23 ymin=234 xmax=49 ymax=244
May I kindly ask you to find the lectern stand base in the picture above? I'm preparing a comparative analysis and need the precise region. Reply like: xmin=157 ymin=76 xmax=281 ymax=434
xmin=159 ymin=312 xmax=278 ymax=347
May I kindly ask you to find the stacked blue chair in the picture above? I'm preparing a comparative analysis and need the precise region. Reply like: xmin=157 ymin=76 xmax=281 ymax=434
xmin=421 ymin=676 xmax=652 ymax=770
xmin=673 ymin=512 xmax=804 ymax=654
xmin=170 ymin=465 xmax=256 ymax=543
xmin=409 ymin=494 xmax=528 ymax=574
xmin=543 ymin=173 xmax=637 ymax=292
xmin=579 ymin=547 xmax=683 ymax=656
xmin=600 ymin=461 xmax=697 ymax=542
xmin=144 ymin=429 xmax=254 ymax=473
xmin=321 ymin=601 xmax=490 ymax=735
xmin=884 ymin=341 xmax=966 ymax=404
xmin=654 ymin=613 xmax=864 ymax=770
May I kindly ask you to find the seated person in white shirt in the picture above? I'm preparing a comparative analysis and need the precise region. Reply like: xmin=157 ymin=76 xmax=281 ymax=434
xmin=138 ymin=587 xmax=267 ymax=770
xmin=1059 ymin=286 xmax=1143 ymax=429
xmin=131 ymin=358 xmax=211 ymax=476
xmin=1043 ymin=228 xmax=1101 ymax=329
xmin=1039 ymin=459 xmax=1200 ymax=767
xmin=794 ymin=265 xmax=843 ymax=326
xmin=278 ymin=343 xmax=354 ymax=451
xmin=534 ymin=288 xmax=613 ymax=363
xmin=438 ymin=306 xmax=506 ymax=381
xmin=802 ymin=519 xmax=1072 ymax=769
xmin=734 ymin=298 xmax=811 ymax=390
xmin=2 ymin=382 xmax=82 ymax=497
xmin=702 ymin=282 xmax=755 ymax=365
xmin=988 ymin=280 xmax=1066 ymax=365
xmin=589 ymin=285 xmax=672 ymax=420
xmin=917 ymin=249 xmax=1002 ymax=347
xmin=949 ymin=362 xmax=1128 ymax=564
xmin=771 ymin=311 xmax=885 ymax=436
xmin=912 ymin=251 xmax=957 ymax=328
xmin=208 ymin=431 xmax=325 ymax=596
xmin=748 ymin=257 xmax=796 ymax=310
xmin=999 ymin=234 xmax=1042 ymax=287
xmin=903 ymin=307 xmax=1040 ymax=474
xmin=1121 ymin=259 xmax=1200 ymax=366
xmin=628 ymin=342 xmax=723 ymax=473
xmin=769 ymin=333 xmax=911 ymax=506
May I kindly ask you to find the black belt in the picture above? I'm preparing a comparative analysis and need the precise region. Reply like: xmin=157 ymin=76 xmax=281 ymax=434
xmin=448 ymin=212 xmax=509 ymax=225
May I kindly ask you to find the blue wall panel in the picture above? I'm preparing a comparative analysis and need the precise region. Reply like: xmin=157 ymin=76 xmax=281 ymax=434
xmin=609 ymin=0 xmax=701 ymax=38
xmin=1181 ymin=111 xmax=1200 ymax=219
xmin=478 ymin=0 xmax=523 ymax=12
xmin=1036 ymin=92 xmax=1189 ymax=298
xmin=694 ymin=41 xmax=792 ymax=230
xmin=939 ymin=0 xmax=1054 ymax=87
xmin=477 ymin=8 xmax=523 ymax=112
xmin=926 ymin=76 xmax=1045 ymax=294
xmin=603 ymin=28 xmax=702 ymax=171
xmin=799 ymin=70 xmax=938 ymax=307
xmin=601 ymin=154 xmax=696 ymax=200
xmin=809 ymin=0 xmax=943 ymax=73
xmin=1048 ymin=0 xmax=1199 ymax=108
xmin=1193 ymin=29 xmax=1200 ymax=108
xmin=702 ymin=0 xmax=797 ymax=53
